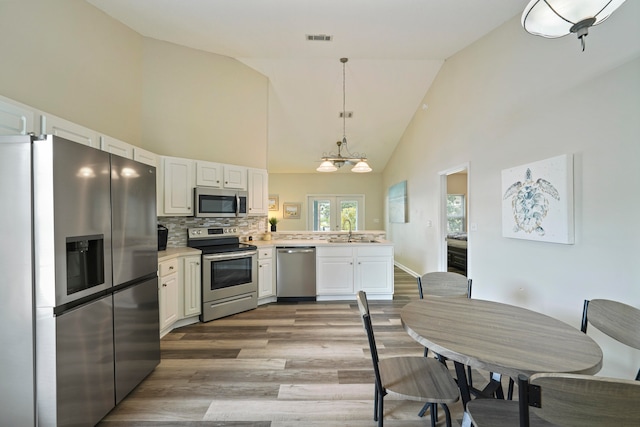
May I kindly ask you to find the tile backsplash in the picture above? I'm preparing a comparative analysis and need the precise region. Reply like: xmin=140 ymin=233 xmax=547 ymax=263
xmin=158 ymin=216 xmax=268 ymax=247
xmin=158 ymin=216 xmax=386 ymax=247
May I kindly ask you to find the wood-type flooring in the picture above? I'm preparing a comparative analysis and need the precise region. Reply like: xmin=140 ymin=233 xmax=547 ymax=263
xmin=98 ymin=267 xmax=470 ymax=426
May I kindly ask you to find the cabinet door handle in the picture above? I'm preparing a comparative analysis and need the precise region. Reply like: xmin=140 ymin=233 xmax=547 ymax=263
xmin=162 ymin=283 xmax=167 ymax=287
xmin=169 ymin=266 xmax=174 ymax=270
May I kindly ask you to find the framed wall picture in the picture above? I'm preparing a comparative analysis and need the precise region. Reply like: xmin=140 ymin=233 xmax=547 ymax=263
xmin=268 ymin=194 xmax=279 ymax=211
xmin=388 ymin=180 xmax=408 ymax=223
xmin=283 ymin=202 xmax=301 ymax=219
xmin=501 ymin=154 xmax=574 ymax=244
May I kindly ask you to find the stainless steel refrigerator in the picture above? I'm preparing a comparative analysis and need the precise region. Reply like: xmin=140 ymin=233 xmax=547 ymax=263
xmin=0 ymin=134 xmax=160 ymax=426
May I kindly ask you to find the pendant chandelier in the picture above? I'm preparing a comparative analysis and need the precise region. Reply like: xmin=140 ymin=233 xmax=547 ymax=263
xmin=521 ymin=0 xmax=628 ymax=51
xmin=317 ymin=58 xmax=372 ymax=173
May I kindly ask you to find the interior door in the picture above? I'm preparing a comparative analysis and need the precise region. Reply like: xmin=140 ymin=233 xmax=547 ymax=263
xmin=440 ymin=166 xmax=469 ymax=274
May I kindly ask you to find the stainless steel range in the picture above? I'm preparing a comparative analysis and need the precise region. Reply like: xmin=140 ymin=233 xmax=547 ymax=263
xmin=187 ymin=227 xmax=258 ymax=322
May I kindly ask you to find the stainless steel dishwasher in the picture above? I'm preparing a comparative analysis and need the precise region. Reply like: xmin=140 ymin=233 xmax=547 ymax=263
xmin=276 ymin=247 xmax=316 ymax=301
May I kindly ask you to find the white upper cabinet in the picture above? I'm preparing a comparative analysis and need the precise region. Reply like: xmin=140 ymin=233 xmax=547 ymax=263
xmin=100 ymin=135 xmax=133 ymax=159
xmin=0 ymin=96 xmax=36 ymax=135
xmin=248 ymin=168 xmax=268 ymax=216
xmin=159 ymin=156 xmax=195 ymax=216
xmin=133 ymin=147 xmax=158 ymax=167
xmin=196 ymin=160 xmax=223 ymax=188
xmin=196 ymin=161 xmax=248 ymax=190
xmin=223 ymin=165 xmax=247 ymax=190
xmin=40 ymin=113 xmax=100 ymax=148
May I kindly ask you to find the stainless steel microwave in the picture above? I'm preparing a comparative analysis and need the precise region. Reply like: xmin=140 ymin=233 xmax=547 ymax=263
xmin=194 ymin=187 xmax=248 ymax=218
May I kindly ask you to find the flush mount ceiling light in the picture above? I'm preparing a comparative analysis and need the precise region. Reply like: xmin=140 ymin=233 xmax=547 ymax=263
xmin=317 ymin=58 xmax=372 ymax=173
xmin=521 ymin=0 xmax=628 ymax=51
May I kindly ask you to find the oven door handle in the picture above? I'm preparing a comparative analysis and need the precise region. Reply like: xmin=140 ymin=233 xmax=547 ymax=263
xmin=203 ymin=250 xmax=257 ymax=261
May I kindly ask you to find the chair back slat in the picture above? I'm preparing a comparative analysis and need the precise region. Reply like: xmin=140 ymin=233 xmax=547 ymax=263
xmin=529 ymin=373 xmax=640 ymax=426
xmin=418 ymin=271 xmax=471 ymax=299
xmin=584 ymin=299 xmax=640 ymax=350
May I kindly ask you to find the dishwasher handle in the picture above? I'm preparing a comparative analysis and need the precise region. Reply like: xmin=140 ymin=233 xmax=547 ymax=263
xmin=277 ymin=247 xmax=315 ymax=254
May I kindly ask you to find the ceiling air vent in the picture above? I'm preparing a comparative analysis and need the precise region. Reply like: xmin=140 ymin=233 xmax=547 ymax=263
xmin=306 ymin=34 xmax=332 ymax=42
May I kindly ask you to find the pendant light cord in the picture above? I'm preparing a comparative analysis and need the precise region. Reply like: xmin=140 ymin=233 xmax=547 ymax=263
xmin=342 ymin=57 xmax=347 ymax=142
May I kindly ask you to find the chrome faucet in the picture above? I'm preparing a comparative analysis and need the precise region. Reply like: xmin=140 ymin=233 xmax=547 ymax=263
xmin=344 ymin=219 xmax=352 ymax=242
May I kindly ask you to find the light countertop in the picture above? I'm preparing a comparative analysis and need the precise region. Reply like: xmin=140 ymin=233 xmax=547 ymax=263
xmin=158 ymin=247 xmax=201 ymax=262
xmin=251 ymin=239 xmax=393 ymax=247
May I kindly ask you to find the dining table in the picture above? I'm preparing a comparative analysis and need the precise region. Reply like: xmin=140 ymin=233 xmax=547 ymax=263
xmin=400 ymin=298 xmax=603 ymax=411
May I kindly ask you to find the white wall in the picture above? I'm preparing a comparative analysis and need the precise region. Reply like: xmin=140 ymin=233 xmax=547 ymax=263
xmin=0 ymin=0 xmax=143 ymax=144
xmin=0 ymin=1 xmax=269 ymax=167
xmin=269 ymin=172 xmax=384 ymax=231
xmin=384 ymin=3 xmax=640 ymax=378
xmin=141 ymin=38 xmax=268 ymax=168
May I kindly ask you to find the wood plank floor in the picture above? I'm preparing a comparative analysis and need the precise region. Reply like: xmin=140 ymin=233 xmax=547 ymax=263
xmin=98 ymin=267 xmax=470 ymax=426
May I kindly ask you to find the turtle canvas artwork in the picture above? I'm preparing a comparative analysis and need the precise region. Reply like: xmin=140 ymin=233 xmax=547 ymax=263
xmin=503 ymin=168 xmax=559 ymax=236
xmin=501 ymin=154 xmax=574 ymax=244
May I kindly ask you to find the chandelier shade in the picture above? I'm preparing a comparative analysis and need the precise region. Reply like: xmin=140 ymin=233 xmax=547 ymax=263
xmin=521 ymin=0 xmax=628 ymax=50
xmin=317 ymin=58 xmax=372 ymax=173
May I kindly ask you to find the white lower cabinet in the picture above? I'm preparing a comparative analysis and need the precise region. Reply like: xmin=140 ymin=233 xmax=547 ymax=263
xmin=159 ymin=258 xmax=179 ymax=332
xmin=316 ymin=245 xmax=394 ymax=299
xmin=182 ymin=255 xmax=201 ymax=317
xmin=317 ymin=247 xmax=355 ymax=295
xmin=159 ymin=252 xmax=202 ymax=336
xmin=258 ymin=247 xmax=275 ymax=301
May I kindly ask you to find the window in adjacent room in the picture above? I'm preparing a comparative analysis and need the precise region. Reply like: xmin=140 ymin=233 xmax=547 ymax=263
xmin=446 ymin=194 xmax=466 ymax=233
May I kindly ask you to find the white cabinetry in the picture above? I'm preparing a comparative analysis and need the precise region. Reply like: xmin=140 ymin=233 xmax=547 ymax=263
xmin=100 ymin=135 xmax=133 ymax=158
xmin=159 ymin=258 xmax=179 ymax=332
xmin=223 ymin=164 xmax=247 ymax=190
xmin=196 ymin=161 xmax=248 ymax=190
xmin=316 ymin=246 xmax=356 ymax=296
xmin=159 ymin=156 xmax=195 ymax=216
xmin=133 ymin=147 xmax=158 ymax=167
xmin=40 ymin=113 xmax=100 ymax=148
xmin=0 ymin=96 xmax=36 ymax=135
xmin=182 ymin=255 xmax=201 ymax=317
xmin=356 ymin=246 xmax=394 ymax=296
xmin=316 ymin=245 xmax=394 ymax=300
xmin=248 ymin=168 xmax=269 ymax=216
xmin=196 ymin=160 xmax=223 ymax=187
xmin=258 ymin=247 xmax=275 ymax=302
xmin=158 ymin=250 xmax=202 ymax=337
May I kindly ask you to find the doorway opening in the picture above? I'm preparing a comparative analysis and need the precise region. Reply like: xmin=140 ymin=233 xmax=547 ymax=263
xmin=439 ymin=164 xmax=469 ymax=275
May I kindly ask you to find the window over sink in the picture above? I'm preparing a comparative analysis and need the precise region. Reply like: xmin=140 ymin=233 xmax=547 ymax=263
xmin=307 ymin=195 xmax=364 ymax=232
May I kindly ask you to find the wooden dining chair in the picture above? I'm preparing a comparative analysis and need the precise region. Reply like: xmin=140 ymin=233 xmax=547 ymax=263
xmin=581 ymin=299 xmax=640 ymax=381
xmin=467 ymin=372 xmax=640 ymax=427
xmin=356 ymin=291 xmax=460 ymax=427
xmin=416 ymin=271 xmax=477 ymax=390
xmin=416 ymin=271 xmax=471 ymax=359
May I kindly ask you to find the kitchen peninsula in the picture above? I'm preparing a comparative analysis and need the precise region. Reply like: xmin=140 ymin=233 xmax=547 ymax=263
xmin=253 ymin=233 xmax=394 ymax=302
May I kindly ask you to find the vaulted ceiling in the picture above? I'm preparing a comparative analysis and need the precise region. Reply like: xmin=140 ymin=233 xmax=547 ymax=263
xmin=88 ymin=0 xmax=529 ymax=173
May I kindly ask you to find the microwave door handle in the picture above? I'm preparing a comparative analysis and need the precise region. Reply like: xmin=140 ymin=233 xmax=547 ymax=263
xmin=236 ymin=193 xmax=240 ymax=217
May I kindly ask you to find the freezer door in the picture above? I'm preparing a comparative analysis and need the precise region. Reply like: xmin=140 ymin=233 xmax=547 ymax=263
xmin=113 ymin=277 xmax=161 ymax=403
xmin=111 ymin=155 xmax=158 ymax=286
xmin=37 ymin=295 xmax=115 ymax=426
